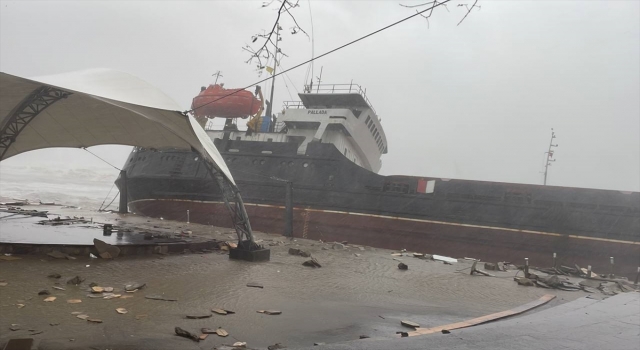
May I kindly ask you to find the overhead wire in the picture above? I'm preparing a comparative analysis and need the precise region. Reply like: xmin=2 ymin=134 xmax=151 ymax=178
xmin=83 ymin=148 xmax=122 ymax=171
xmin=186 ymin=0 xmax=451 ymax=115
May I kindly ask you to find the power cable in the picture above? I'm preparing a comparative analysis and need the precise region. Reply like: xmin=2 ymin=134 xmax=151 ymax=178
xmin=186 ymin=0 xmax=451 ymax=115
xmin=83 ymin=148 xmax=122 ymax=171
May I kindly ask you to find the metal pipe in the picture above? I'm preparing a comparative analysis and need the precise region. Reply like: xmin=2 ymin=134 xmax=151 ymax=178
xmin=118 ymin=170 xmax=128 ymax=214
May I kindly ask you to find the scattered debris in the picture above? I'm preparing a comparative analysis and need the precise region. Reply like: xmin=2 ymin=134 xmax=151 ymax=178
xmin=66 ymin=276 xmax=85 ymax=285
xmin=90 ymin=253 xmax=98 ymax=259
xmin=514 ymin=277 xmax=534 ymax=286
xmin=268 ymin=343 xmax=286 ymax=350
xmin=359 ymin=335 xmax=370 ymax=339
xmin=397 ymin=262 xmax=408 ymax=270
xmin=91 ymin=286 xmax=104 ymax=293
xmin=199 ymin=334 xmax=208 ymax=341
xmin=87 ymin=319 xmax=103 ymax=323
xmin=201 ymin=328 xmax=218 ymax=334
xmin=93 ymin=238 xmax=121 ymax=259
xmin=441 ymin=329 xmax=451 ymax=334
xmin=50 ymin=323 xmax=59 ymax=326
xmin=52 ymin=286 xmax=65 ymax=291
xmin=212 ymin=308 xmax=233 ymax=315
xmin=412 ymin=253 xmax=424 ymax=258
xmin=30 ymin=330 xmax=44 ymax=335
xmin=433 ymin=255 xmax=457 ymax=264
xmin=289 ymin=248 xmax=311 ymax=257
xmin=302 ymin=258 xmax=322 ymax=268
xmin=470 ymin=260 xmax=494 ymax=277
xmin=125 ymin=282 xmax=146 ymax=291
xmin=38 ymin=290 xmax=50 ymax=295
xmin=10 ymin=325 xmax=20 ymax=331
xmin=401 ymin=320 xmax=420 ymax=328
xmin=76 ymin=314 xmax=89 ymax=320
xmin=391 ymin=253 xmax=403 ymax=257
xmin=43 ymin=296 xmax=56 ymax=302
xmin=332 ymin=243 xmax=345 ymax=250
xmin=103 ymin=293 xmax=122 ymax=299
xmin=145 ymin=294 xmax=177 ymax=301
xmin=71 ymin=312 xmax=83 ymax=315
xmin=135 ymin=314 xmax=147 ymax=320
xmin=233 ymin=342 xmax=247 ymax=348
xmin=17 ymin=303 xmax=25 ymax=308
xmin=175 ymin=327 xmax=200 ymax=342
xmin=257 ymin=310 xmax=282 ymax=315
xmin=116 ymin=308 xmax=128 ymax=314
xmin=0 ymin=255 xmax=22 ymax=261
xmin=247 ymin=283 xmax=264 ymax=289
xmin=186 ymin=313 xmax=211 ymax=319
xmin=484 ymin=262 xmax=498 ymax=271
xmin=0 ymin=282 xmax=8 ymax=286
xmin=67 ymin=299 xmax=82 ymax=304
xmin=48 ymin=273 xmax=62 ymax=279
xmin=395 ymin=332 xmax=408 ymax=337
xmin=104 ymin=287 xmax=114 ymax=292
xmin=215 ymin=328 xmax=229 ymax=337
xmin=358 ymin=247 xmax=366 ymax=251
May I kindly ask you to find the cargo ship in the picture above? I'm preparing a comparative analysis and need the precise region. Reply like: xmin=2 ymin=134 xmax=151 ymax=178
xmin=118 ymin=82 xmax=640 ymax=276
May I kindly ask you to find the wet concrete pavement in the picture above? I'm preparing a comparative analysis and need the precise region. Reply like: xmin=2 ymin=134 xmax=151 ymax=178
xmin=0 ymin=208 xmax=620 ymax=349
xmin=299 ymin=292 xmax=640 ymax=350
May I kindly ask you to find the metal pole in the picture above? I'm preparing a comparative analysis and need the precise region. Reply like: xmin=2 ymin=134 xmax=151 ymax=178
xmin=635 ymin=267 xmax=639 ymax=285
xmin=284 ymin=181 xmax=293 ymax=239
xmin=187 ymin=210 xmax=190 ymax=224
xmin=553 ymin=252 xmax=557 ymax=268
xmin=118 ymin=170 xmax=128 ymax=214
xmin=524 ymin=258 xmax=529 ymax=278
xmin=610 ymin=257 xmax=615 ymax=277
xmin=587 ymin=265 xmax=592 ymax=278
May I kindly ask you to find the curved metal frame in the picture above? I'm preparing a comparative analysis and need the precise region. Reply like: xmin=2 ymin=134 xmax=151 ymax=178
xmin=0 ymin=86 xmax=72 ymax=160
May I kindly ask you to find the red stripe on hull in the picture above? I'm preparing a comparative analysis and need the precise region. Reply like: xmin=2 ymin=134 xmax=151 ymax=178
xmin=129 ymin=199 xmax=640 ymax=278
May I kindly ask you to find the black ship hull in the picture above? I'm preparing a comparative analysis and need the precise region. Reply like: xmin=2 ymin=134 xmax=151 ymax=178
xmin=119 ymin=139 xmax=640 ymax=276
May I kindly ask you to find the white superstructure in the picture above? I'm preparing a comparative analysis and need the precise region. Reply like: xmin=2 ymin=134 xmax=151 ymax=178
xmin=206 ymin=83 xmax=387 ymax=173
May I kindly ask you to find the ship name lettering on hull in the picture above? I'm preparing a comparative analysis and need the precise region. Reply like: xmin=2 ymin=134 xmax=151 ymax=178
xmin=308 ymin=110 xmax=328 ymax=115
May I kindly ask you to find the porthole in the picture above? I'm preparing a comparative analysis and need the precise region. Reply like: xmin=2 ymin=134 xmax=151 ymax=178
xmin=194 ymin=157 xmax=199 ymax=161
xmin=303 ymin=162 xmax=309 ymax=168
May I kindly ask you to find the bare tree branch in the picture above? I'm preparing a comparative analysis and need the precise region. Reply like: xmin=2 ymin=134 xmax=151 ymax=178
xmin=457 ymin=0 xmax=478 ymax=26
xmin=245 ymin=0 xmax=308 ymax=74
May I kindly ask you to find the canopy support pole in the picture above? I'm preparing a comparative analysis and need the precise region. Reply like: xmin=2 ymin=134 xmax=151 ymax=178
xmin=204 ymin=161 xmax=270 ymax=261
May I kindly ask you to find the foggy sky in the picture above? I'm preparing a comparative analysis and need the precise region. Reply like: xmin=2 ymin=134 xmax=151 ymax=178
xmin=1 ymin=0 xmax=638 ymax=191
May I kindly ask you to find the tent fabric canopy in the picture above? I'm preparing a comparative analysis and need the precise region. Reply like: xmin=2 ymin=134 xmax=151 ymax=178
xmin=0 ymin=68 xmax=235 ymax=185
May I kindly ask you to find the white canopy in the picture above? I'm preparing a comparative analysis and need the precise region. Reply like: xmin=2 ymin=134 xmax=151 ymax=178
xmin=0 ymin=68 xmax=235 ymax=185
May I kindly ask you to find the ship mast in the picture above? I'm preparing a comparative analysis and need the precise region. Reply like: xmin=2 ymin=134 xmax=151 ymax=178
xmin=265 ymin=25 xmax=280 ymax=121
xmin=543 ymin=129 xmax=558 ymax=185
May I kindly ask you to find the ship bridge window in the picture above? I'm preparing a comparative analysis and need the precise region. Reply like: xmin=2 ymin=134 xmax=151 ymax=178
xmin=365 ymin=115 xmax=371 ymax=124
xmin=351 ymin=109 xmax=362 ymax=118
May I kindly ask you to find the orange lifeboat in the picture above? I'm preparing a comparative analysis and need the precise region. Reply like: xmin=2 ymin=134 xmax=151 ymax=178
xmin=191 ymin=84 xmax=262 ymax=119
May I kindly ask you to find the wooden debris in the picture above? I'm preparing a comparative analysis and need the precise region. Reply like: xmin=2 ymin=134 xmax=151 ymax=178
xmin=215 ymin=328 xmax=229 ymax=337
xmin=199 ymin=334 xmax=208 ymax=341
xmin=43 ymin=296 xmax=56 ymax=302
xmin=211 ymin=308 xmax=228 ymax=315
xmin=87 ymin=319 xmax=103 ymax=323
xmin=186 ymin=313 xmax=211 ymax=319
xmin=145 ymin=295 xmax=177 ymax=301
xmin=401 ymin=320 xmax=420 ymax=328
xmin=116 ymin=308 xmax=128 ymax=314
xmin=76 ymin=315 xmax=89 ymax=320
xmin=246 ymin=283 xmax=264 ymax=289
xmin=175 ymin=327 xmax=200 ymax=342
xmin=257 ymin=310 xmax=282 ymax=315
xmin=67 ymin=299 xmax=82 ymax=304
